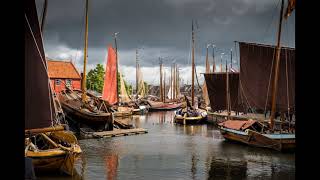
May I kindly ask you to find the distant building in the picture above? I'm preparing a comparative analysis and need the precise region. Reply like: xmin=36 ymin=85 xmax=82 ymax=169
xmin=47 ymin=60 xmax=82 ymax=93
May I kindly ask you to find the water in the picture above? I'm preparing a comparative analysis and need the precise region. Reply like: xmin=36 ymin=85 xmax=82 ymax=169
xmin=38 ymin=111 xmax=295 ymax=180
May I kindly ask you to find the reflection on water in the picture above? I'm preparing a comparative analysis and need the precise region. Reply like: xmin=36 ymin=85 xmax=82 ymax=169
xmin=38 ymin=111 xmax=295 ymax=180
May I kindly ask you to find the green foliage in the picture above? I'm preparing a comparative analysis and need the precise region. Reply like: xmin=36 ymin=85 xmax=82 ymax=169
xmin=86 ymin=64 xmax=105 ymax=93
xmin=87 ymin=64 xmax=132 ymax=95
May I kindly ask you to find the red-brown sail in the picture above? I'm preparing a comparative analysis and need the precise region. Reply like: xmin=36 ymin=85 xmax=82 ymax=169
xmin=239 ymin=42 xmax=295 ymax=112
xmin=25 ymin=0 xmax=54 ymax=129
xmin=204 ymin=72 xmax=242 ymax=112
xmin=102 ymin=45 xmax=118 ymax=104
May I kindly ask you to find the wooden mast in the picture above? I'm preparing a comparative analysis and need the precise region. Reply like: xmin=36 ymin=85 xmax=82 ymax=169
xmin=173 ymin=63 xmax=176 ymax=99
xmin=81 ymin=0 xmax=89 ymax=102
xmin=114 ymin=32 xmax=119 ymax=104
xmin=177 ymin=66 xmax=179 ymax=97
xmin=170 ymin=64 xmax=173 ymax=99
xmin=159 ymin=58 xmax=163 ymax=102
xmin=270 ymin=0 xmax=285 ymax=130
xmin=136 ymin=49 xmax=139 ymax=96
xmin=191 ymin=20 xmax=195 ymax=107
xmin=220 ymin=54 xmax=223 ymax=72
xmin=226 ymin=53 xmax=230 ymax=118
xmin=175 ymin=64 xmax=178 ymax=99
xmin=212 ymin=45 xmax=215 ymax=72
xmin=206 ymin=44 xmax=210 ymax=73
xmin=164 ymin=68 xmax=166 ymax=103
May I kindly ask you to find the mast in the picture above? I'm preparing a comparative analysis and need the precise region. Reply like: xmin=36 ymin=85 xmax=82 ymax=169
xmin=230 ymin=49 xmax=233 ymax=69
xmin=226 ymin=53 xmax=230 ymax=118
xmin=81 ymin=0 xmax=89 ymax=102
xmin=170 ymin=64 xmax=173 ymax=99
xmin=173 ymin=63 xmax=176 ymax=99
xmin=176 ymin=65 xmax=179 ymax=97
xmin=114 ymin=32 xmax=119 ymax=104
xmin=206 ymin=44 xmax=210 ymax=73
xmin=212 ymin=45 xmax=216 ymax=72
xmin=220 ymin=53 xmax=223 ymax=72
xmin=40 ymin=0 xmax=48 ymax=33
xmin=136 ymin=49 xmax=139 ymax=96
xmin=191 ymin=20 xmax=195 ymax=107
xmin=270 ymin=0 xmax=285 ymax=130
xmin=164 ymin=69 xmax=166 ymax=103
xmin=159 ymin=58 xmax=163 ymax=102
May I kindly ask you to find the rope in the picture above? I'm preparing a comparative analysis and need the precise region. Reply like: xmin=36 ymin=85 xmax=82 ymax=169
xmin=263 ymin=46 xmax=277 ymax=115
xmin=263 ymin=0 xmax=281 ymax=42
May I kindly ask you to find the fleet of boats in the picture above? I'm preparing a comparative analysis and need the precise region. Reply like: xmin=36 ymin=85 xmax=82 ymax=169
xmin=25 ymin=0 xmax=295 ymax=178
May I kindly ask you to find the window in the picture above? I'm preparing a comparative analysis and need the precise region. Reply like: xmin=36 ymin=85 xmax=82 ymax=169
xmin=55 ymin=79 xmax=61 ymax=85
xmin=66 ymin=79 xmax=72 ymax=87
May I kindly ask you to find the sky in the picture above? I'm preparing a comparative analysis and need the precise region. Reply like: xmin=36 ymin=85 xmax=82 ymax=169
xmin=36 ymin=0 xmax=295 ymax=86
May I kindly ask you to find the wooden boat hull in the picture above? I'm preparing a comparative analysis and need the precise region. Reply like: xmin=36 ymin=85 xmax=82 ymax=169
xmin=25 ymin=130 xmax=82 ymax=176
xmin=132 ymin=107 xmax=148 ymax=115
xmin=219 ymin=127 xmax=295 ymax=152
xmin=27 ymin=148 xmax=80 ymax=176
xmin=113 ymin=111 xmax=132 ymax=117
xmin=61 ymin=102 xmax=113 ymax=131
xmin=174 ymin=114 xmax=206 ymax=125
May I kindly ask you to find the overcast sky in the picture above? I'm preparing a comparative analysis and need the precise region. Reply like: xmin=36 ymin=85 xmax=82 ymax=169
xmin=36 ymin=0 xmax=295 ymax=86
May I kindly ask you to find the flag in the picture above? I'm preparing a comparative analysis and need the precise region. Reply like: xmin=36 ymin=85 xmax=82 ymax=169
xmin=284 ymin=0 xmax=295 ymax=19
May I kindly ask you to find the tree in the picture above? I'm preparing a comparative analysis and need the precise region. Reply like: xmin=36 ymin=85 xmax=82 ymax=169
xmin=86 ymin=64 xmax=105 ymax=93
xmin=87 ymin=63 xmax=132 ymax=95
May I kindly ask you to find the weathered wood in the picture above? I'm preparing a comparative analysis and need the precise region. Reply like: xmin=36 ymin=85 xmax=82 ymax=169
xmin=92 ymin=128 xmax=148 ymax=138
xmin=25 ymin=125 xmax=65 ymax=135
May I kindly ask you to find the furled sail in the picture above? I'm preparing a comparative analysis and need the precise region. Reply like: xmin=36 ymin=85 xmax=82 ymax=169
xmin=25 ymin=0 xmax=54 ymax=129
xmin=102 ymin=45 xmax=118 ymax=104
xmin=137 ymin=65 xmax=145 ymax=97
xmin=167 ymin=81 xmax=173 ymax=99
xmin=239 ymin=42 xmax=295 ymax=112
xmin=119 ymin=72 xmax=131 ymax=103
xmin=204 ymin=73 xmax=241 ymax=112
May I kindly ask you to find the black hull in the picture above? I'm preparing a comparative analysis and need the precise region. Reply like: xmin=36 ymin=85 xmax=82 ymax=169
xmin=61 ymin=103 xmax=113 ymax=131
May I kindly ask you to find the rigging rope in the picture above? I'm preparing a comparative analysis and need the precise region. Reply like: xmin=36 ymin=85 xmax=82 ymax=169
xmin=264 ymin=46 xmax=277 ymax=115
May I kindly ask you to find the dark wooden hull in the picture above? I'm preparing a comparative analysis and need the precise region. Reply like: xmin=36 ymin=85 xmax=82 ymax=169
xmin=219 ymin=127 xmax=295 ymax=152
xmin=61 ymin=102 xmax=113 ymax=131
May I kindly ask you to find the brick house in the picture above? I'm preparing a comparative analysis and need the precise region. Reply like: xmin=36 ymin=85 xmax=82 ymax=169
xmin=47 ymin=60 xmax=82 ymax=93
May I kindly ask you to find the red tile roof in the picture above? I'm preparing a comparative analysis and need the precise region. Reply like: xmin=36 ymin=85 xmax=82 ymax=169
xmin=47 ymin=60 xmax=81 ymax=79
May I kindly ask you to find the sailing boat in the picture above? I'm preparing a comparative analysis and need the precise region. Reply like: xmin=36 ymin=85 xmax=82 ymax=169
xmin=147 ymin=60 xmax=182 ymax=111
xmin=204 ymin=48 xmax=243 ymax=125
xmin=199 ymin=43 xmax=212 ymax=110
xmin=167 ymin=63 xmax=182 ymax=102
xmin=58 ymin=0 xmax=114 ymax=131
xmin=25 ymin=0 xmax=81 ymax=176
xmin=216 ymin=0 xmax=295 ymax=151
xmin=102 ymin=43 xmax=133 ymax=118
xmin=131 ymin=52 xmax=149 ymax=114
xmin=174 ymin=20 xmax=208 ymax=124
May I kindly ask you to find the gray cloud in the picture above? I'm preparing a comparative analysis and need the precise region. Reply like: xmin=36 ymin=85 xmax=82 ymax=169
xmin=37 ymin=0 xmax=295 ymax=84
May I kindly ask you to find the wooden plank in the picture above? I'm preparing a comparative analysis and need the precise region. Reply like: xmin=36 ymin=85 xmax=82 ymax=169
xmin=92 ymin=128 xmax=148 ymax=138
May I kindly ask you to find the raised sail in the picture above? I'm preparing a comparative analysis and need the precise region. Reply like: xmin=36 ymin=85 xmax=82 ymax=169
xmin=102 ymin=45 xmax=118 ymax=104
xmin=119 ymin=71 xmax=131 ymax=103
xmin=25 ymin=0 xmax=54 ymax=129
xmin=238 ymin=42 xmax=295 ymax=112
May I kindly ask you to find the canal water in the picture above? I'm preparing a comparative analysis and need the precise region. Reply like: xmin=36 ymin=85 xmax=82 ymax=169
xmin=38 ymin=111 xmax=295 ymax=180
